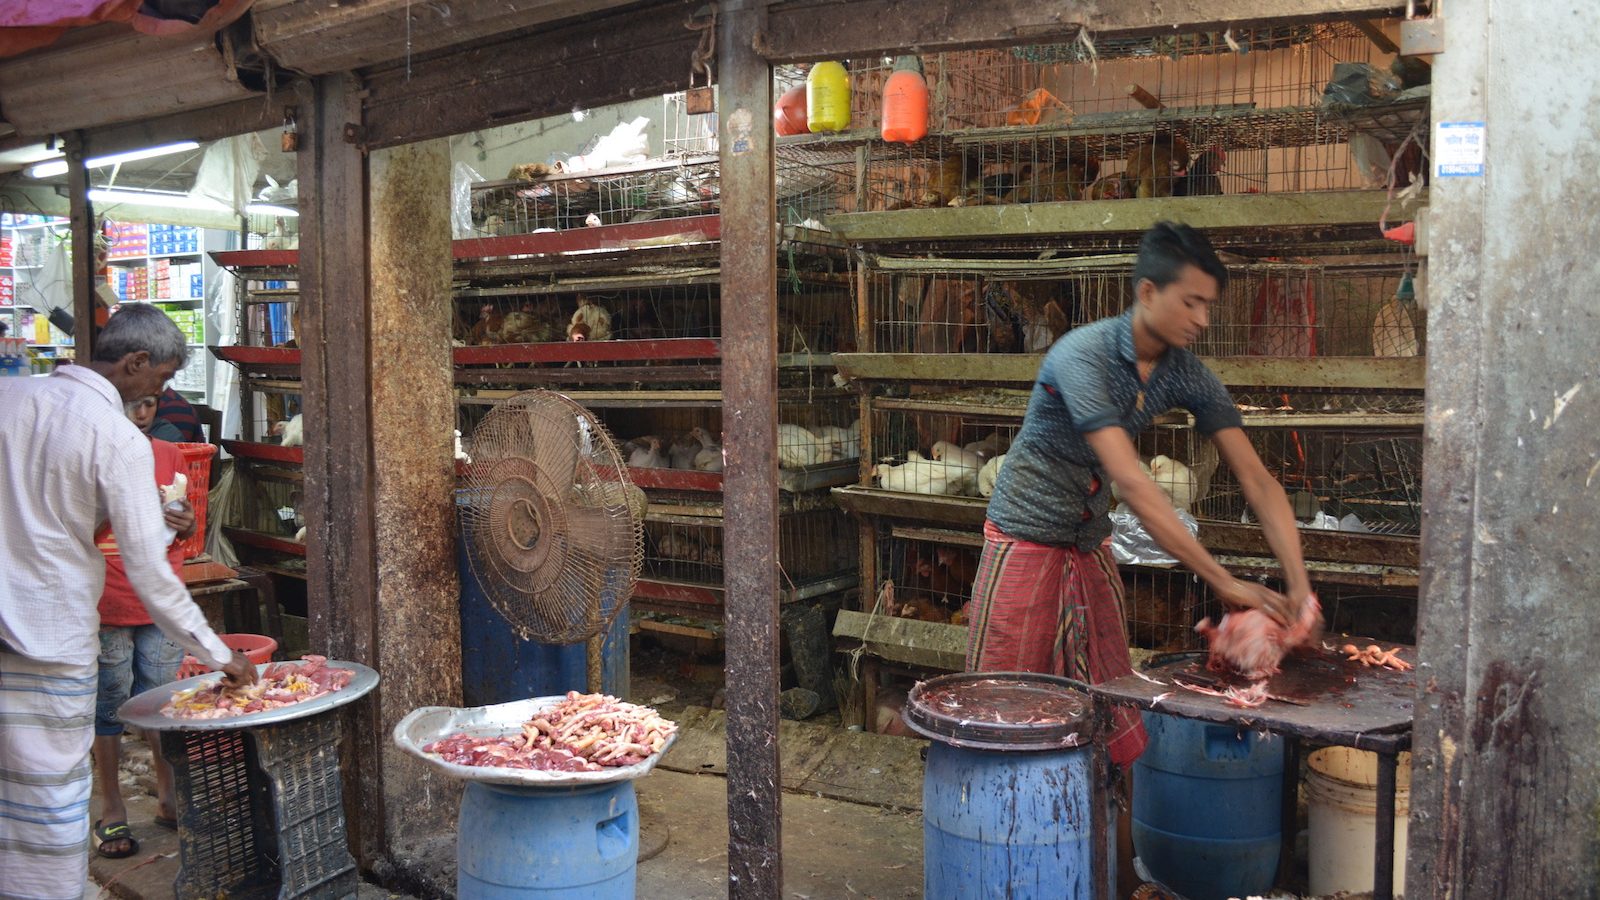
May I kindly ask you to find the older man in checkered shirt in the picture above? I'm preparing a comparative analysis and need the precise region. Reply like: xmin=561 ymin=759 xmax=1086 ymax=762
xmin=0 ymin=304 xmax=256 ymax=899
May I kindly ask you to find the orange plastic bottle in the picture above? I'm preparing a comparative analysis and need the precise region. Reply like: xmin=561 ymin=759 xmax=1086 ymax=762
xmin=806 ymin=61 xmax=851 ymax=133
xmin=880 ymin=55 xmax=929 ymax=143
xmin=774 ymin=85 xmax=809 ymax=136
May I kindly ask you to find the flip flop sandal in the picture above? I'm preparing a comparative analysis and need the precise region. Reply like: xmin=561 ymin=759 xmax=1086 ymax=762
xmin=93 ymin=820 xmax=139 ymax=859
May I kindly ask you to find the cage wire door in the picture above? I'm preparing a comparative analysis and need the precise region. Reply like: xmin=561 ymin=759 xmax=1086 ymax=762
xmin=459 ymin=391 xmax=645 ymax=688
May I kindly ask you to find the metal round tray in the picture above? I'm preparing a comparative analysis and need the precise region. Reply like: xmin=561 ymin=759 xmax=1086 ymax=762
xmin=394 ymin=696 xmax=679 ymax=788
xmin=118 ymin=659 xmax=379 ymax=731
xmin=904 ymin=672 xmax=1095 ymax=752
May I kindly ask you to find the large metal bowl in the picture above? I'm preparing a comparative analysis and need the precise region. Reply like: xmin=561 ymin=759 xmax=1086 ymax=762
xmin=118 ymin=659 xmax=379 ymax=731
xmin=394 ymin=696 xmax=678 ymax=788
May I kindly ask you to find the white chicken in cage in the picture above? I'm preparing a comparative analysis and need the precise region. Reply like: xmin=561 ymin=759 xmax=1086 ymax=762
xmin=978 ymin=454 xmax=1006 ymax=498
xmin=1148 ymin=455 xmax=1199 ymax=513
xmin=776 ymin=423 xmax=824 ymax=469
xmin=874 ymin=450 xmax=976 ymax=496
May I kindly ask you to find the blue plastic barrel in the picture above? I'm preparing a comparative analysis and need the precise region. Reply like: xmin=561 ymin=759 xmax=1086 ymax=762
xmin=457 ymin=781 xmax=638 ymax=898
xmin=908 ymin=673 xmax=1095 ymax=900
xmin=923 ymin=741 xmax=1093 ymax=899
xmin=1133 ymin=712 xmax=1285 ymax=900
xmin=456 ymin=492 xmax=629 ymax=704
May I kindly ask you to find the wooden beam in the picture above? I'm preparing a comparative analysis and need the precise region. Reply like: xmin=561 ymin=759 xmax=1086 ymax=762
xmin=82 ymin=96 xmax=289 ymax=161
xmin=296 ymin=74 xmax=384 ymax=865
xmin=65 ymin=133 xmax=96 ymax=362
xmin=360 ymin=0 xmax=703 ymax=149
xmin=835 ymin=353 xmax=1426 ymax=390
xmin=825 ymin=192 xmax=1409 ymax=244
xmin=1199 ymin=522 xmax=1419 ymax=567
xmin=719 ymin=2 xmax=783 ymax=893
xmin=252 ymin=0 xmax=642 ymax=76
xmin=1352 ymin=19 xmax=1401 ymax=54
xmin=833 ymin=610 xmax=967 ymax=671
xmin=759 ymin=0 xmax=1409 ymax=62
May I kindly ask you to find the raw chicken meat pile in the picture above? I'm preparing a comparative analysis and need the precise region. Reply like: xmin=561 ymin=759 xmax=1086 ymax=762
xmin=162 ymin=654 xmax=354 ymax=719
xmin=1195 ymin=594 xmax=1325 ymax=681
xmin=425 ymin=692 xmax=677 ymax=772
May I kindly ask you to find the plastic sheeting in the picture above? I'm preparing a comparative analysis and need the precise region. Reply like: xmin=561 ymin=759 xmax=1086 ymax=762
xmin=1110 ymin=505 xmax=1200 ymax=566
xmin=189 ymin=134 xmax=268 ymax=217
xmin=452 ymin=162 xmax=485 ymax=240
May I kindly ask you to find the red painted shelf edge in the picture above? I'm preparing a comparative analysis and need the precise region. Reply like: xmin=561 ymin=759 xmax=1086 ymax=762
xmin=221 ymin=440 xmax=303 ymax=464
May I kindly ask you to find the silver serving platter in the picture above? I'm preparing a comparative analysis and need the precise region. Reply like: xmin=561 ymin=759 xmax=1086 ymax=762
xmin=118 ymin=659 xmax=379 ymax=731
xmin=394 ymin=696 xmax=679 ymax=788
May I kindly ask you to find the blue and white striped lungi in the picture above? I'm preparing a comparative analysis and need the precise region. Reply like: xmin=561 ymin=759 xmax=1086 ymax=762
xmin=0 ymin=648 xmax=96 ymax=900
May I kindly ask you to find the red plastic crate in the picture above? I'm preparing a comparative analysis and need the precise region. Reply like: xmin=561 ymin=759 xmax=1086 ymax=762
xmin=173 ymin=442 xmax=214 ymax=559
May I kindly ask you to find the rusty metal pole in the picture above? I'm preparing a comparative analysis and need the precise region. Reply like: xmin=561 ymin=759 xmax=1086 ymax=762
xmin=718 ymin=1 xmax=783 ymax=895
xmin=65 ymin=133 xmax=96 ymax=361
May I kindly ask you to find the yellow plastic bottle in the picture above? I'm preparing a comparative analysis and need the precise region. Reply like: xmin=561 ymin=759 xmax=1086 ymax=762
xmin=806 ymin=61 xmax=851 ymax=133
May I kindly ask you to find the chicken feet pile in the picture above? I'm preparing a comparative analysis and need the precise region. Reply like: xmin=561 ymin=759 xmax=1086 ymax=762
xmin=1342 ymin=643 xmax=1413 ymax=671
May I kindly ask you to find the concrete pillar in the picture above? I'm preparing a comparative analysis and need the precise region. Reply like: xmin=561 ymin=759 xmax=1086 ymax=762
xmin=367 ymin=139 xmax=463 ymax=846
xmin=1411 ymin=1 xmax=1600 ymax=894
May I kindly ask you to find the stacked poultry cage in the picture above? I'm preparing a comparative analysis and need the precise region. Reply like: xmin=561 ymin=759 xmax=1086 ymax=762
xmin=452 ymin=207 xmax=861 ymax=625
xmin=210 ymin=249 xmax=308 ymax=578
xmin=826 ymin=22 xmax=1428 ymax=721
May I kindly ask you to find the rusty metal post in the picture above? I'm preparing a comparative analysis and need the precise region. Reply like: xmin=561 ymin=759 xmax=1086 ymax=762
xmin=297 ymin=73 xmax=385 ymax=863
xmin=65 ymin=133 xmax=96 ymax=361
xmin=1411 ymin=0 xmax=1600 ymax=894
xmin=719 ymin=1 xmax=783 ymax=895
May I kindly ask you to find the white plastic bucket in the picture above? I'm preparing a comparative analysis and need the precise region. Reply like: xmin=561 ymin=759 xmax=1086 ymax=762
xmin=1305 ymin=747 xmax=1411 ymax=896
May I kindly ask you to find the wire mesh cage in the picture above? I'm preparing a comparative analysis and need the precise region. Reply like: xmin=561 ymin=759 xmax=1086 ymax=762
xmin=234 ymin=265 xmax=300 ymax=348
xmin=452 ymin=229 xmax=853 ymax=353
xmin=871 ymin=527 xmax=983 ymax=625
xmin=594 ymin=390 xmax=861 ymax=476
xmin=642 ymin=506 xmax=857 ymax=591
xmin=243 ymin=210 xmax=300 ymax=252
xmin=832 ymin=24 xmax=1427 ymax=211
xmin=469 ymin=155 xmax=721 ymax=236
xmin=856 ymin=251 xmax=1421 ymax=357
xmin=866 ymin=393 xmax=1023 ymax=498
xmin=1168 ymin=422 xmax=1424 ymax=536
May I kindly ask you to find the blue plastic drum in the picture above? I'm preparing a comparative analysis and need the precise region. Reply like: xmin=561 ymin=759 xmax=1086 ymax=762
xmin=907 ymin=673 xmax=1096 ymax=900
xmin=1133 ymin=711 xmax=1285 ymax=900
xmin=457 ymin=780 xmax=638 ymax=899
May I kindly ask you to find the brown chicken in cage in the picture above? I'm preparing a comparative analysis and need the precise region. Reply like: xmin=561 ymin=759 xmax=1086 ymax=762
xmin=1123 ymin=134 xmax=1193 ymax=199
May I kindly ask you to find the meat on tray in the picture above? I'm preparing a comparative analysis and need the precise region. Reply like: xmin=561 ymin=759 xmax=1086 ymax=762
xmin=162 ymin=654 xmax=354 ymax=719
xmin=424 ymin=692 xmax=677 ymax=772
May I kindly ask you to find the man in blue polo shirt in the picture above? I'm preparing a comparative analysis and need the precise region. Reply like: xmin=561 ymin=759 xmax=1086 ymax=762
xmin=968 ymin=221 xmax=1314 ymax=766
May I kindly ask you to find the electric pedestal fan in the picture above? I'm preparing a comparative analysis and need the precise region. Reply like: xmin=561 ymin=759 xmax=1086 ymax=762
xmin=457 ymin=390 xmax=645 ymax=691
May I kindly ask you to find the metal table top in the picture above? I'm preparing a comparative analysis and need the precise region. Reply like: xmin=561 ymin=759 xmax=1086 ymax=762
xmin=1090 ymin=638 xmax=1415 ymax=752
xmin=118 ymin=659 xmax=379 ymax=732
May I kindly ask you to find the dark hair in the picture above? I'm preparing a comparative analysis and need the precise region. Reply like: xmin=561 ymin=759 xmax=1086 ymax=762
xmin=92 ymin=303 xmax=188 ymax=368
xmin=1132 ymin=221 xmax=1228 ymax=295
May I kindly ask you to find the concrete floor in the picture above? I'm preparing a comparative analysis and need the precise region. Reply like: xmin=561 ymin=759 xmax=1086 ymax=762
xmin=88 ymin=729 xmax=924 ymax=900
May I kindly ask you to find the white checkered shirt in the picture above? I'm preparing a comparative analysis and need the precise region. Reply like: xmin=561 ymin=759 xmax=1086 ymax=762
xmin=0 ymin=365 xmax=231 ymax=668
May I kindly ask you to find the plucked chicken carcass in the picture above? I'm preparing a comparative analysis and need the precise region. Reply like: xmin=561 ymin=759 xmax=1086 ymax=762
xmin=1195 ymin=594 xmax=1324 ymax=679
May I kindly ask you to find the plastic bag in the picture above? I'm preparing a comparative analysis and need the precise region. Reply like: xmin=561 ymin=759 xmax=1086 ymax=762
xmin=566 ymin=116 xmax=651 ymax=172
xmin=189 ymin=134 xmax=268 ymax=216
xmin=1322 ymin=62 xmax=1401 ymax=107
xmin=452 ymin=161 xmax=485 ymax=239
xmin=1110 ymin=505 xmax=1199 ymax=566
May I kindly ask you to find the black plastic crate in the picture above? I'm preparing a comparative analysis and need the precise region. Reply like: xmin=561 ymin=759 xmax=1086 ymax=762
xmin=161 ymin=712 xmax=358 ymax=899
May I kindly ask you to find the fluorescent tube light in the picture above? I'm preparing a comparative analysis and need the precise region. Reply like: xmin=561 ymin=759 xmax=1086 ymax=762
xmin=27 ymin=141 xmax=201 ymax=179
xmin=89 ymin=188 xmax=227 ymax=211
xmin=244 ymin=203 xmax=299 ymax=217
